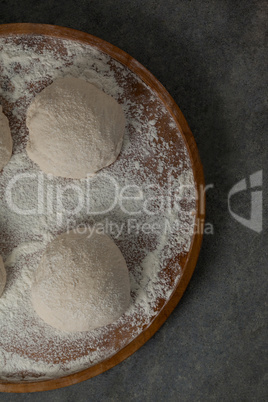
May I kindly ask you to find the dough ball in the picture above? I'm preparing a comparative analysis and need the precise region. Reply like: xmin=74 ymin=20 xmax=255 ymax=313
xmin=0 ymin=255 xmax=7 ymax=298
xmin=31 ymin=228 xmax=131 ymax=332
xmin=0 ymin=106 xmax=13 ymax=171
xmin=26 ymin=76 xmax=125 ymax=179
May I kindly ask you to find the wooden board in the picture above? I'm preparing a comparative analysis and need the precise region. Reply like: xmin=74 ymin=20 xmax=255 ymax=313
xmin=0 ymin=23 xmax=205 ymax=393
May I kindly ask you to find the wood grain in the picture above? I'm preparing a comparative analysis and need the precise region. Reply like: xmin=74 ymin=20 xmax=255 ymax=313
xmin=0 ymin=23 xmax=205 ymax=393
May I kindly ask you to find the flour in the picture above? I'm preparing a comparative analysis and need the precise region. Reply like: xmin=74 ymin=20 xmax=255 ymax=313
xmin=0 ymin=34 xmax=196 ymax=381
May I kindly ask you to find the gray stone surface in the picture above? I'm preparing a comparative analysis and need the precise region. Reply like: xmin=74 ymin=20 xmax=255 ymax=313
xmin=0 ymin=0 xmax=267 ymax=400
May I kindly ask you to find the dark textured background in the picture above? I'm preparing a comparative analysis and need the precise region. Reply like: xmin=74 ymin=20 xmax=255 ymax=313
xmin=0 ymin=1 xmax=267 ymax=401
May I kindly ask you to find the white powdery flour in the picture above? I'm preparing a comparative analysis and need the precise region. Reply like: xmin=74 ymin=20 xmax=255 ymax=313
xmin=0 ymin=35 xmax=196 ymax=381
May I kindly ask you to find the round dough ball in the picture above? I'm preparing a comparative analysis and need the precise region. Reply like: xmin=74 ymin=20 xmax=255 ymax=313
xmin=0 ymin=106 xmax=13 ymax=171
xmin=0 ymin=255 xmax=7 ymax=298
xmin=26 ymin=76 xmax=126 ymax=179
xmin=31 ymin=228 xmax=131 ymax=332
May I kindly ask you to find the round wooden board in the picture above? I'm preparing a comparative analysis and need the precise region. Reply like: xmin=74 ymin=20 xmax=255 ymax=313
xmin=0 ymin=23 xmax=205 ymax=393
